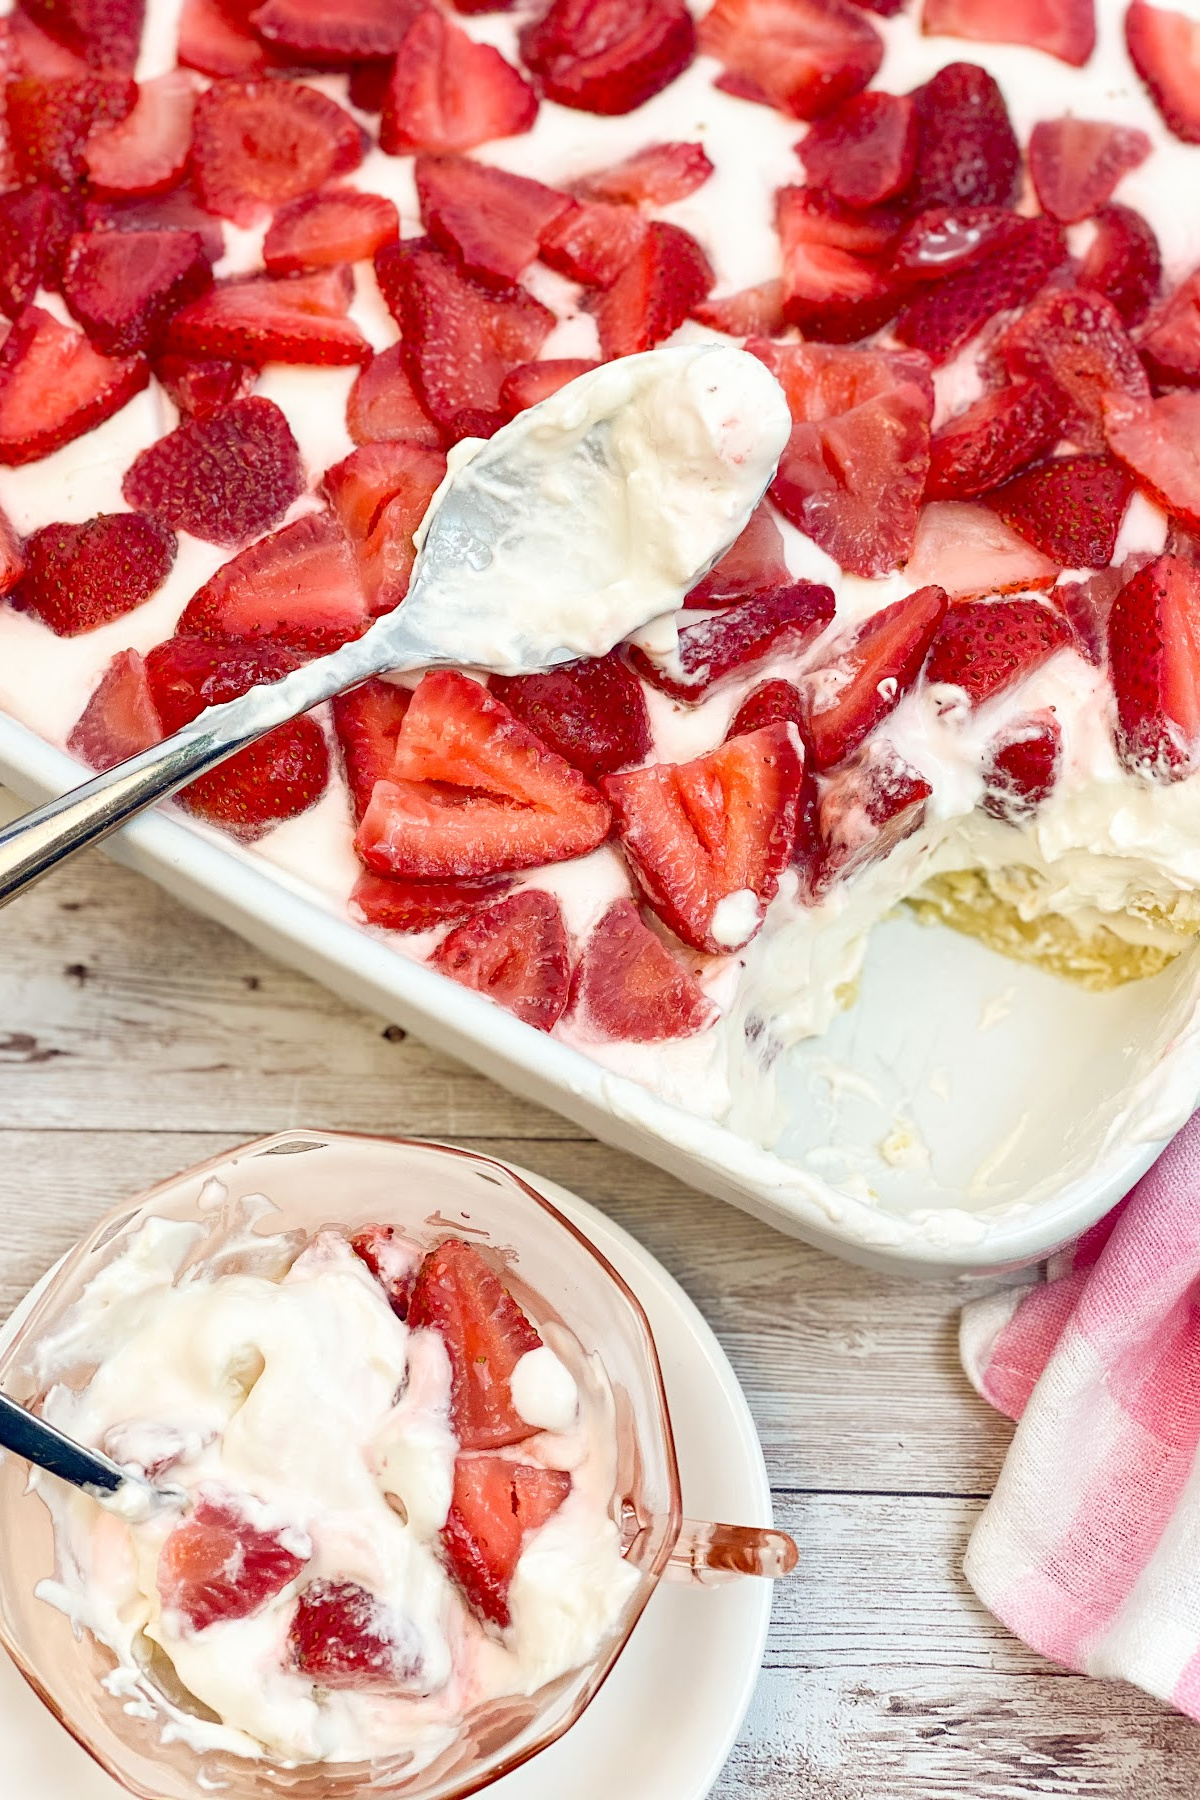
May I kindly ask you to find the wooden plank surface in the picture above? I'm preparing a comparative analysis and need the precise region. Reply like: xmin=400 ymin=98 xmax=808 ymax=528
xmin=0 ymin=800 xmax=1193 ymax=1798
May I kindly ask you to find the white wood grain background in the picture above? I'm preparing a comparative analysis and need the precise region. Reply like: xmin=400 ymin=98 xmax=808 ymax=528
xmin=0 ymin=788 xmax=1195 ymax=1798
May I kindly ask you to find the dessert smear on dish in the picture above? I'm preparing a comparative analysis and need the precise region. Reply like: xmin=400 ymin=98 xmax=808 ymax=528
xmin=4 ymin=0 xmax=1200 ymax=1133
xmin=32 ymin=1208 xmax=636 ymax=1766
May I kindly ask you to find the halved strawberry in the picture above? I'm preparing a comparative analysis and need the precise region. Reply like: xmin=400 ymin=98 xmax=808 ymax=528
xmin=322 ymin=438 xmax=448 ymax=614
xmin=1137 ymin=267 xmax=1200 ymax=386
xmin=925 ymin=381 xmax=1063 ymax=501
xmin=894 ymin=216 xmax=1067 ymax=364
xmin=691 ymin=280 xmax=786 ymax=337
xmin=290 ymin=1580 xmax=423 ymax=1688
xmin=8 ymin=74 xmax=136 ymax=187
xmin=68 ymin=648 xmax=163 ymax=770
xmin=520 ymin=0 xmax=695 ymax=115
xmin=798 ymin=584 xmax=947 ymax=769
xmin=179 ymin=513 xmax=369 ymax=652
xmin=250 ymin=0 xmax=426 ymax=61
xmin=575 ymin=140 xmax=713 ymax=205
xmin=356 ymin=670 xmax=611 ymax=879
xmin=123 ymin=395 xmax=302 ymax=547
xmin=982 ymin=711 xmax=1062 ymax=820
xmin=499 ymin=358 xmax=601 ymax=417
xmin=165 ymin=267 xmax=372 ymax=366
xmin=415 ymin=155 xmax=572 ymax=285
xmin=602 ymin=724 xmax=805 ymax=953
xmin=0 ymin=304 xmax=147 ymax=466
xmin=892 ymin=203 xmax=1024 ymax=282
xmin=443 ymin=1455 xmax=571 ymax=1629
xmin=84 ymin=187 xmax=224 ymax=259
xmin=61 ymin=228 xmax=212 ymax=356
xmin=1108 ymin=553 xmax=1200 ymax=779
xmin=775 ymin=185 xmax=904 ymax=342
xmin=352 ymin=870 xmax=515 ymax=934
xmin=490 ymin=652 xmax=651 ymax=781
xmin=803 ymin=739 xmax=931 ymax=896
xmin=178 ymin=0 xmax=268 ymax=77
xmin=567 ymin=898 xmax=715 ymax=1041
xmin=1104 ymin=391 xmax=1200 ymax=531
xmin=589 ymin=220 xmax=712 ymax=357
xmin=685 ymin=502 xmax=789 ymax=607
xmin=154 ymin=353 xmax=254 ymax=419
xmin=628 ymin=581 xmax=834 ymax=701
xmin=1126 ymin=0 xmax=1200 ymax=145
xmin=996 ymin=287 xmax=1149 ymax=453
xmin=751 ymin=336 xmax=934 ymax=578
xmin=909 ymin=62 xmax=1020 ymax=209
xmin=17 ymin=511 xmax=176 ymax=635
xmin=432 ymin=888 xmax=571 ymax=1029
xmin=797 ymin=91 xmax=918 ymax=208
xmin=380 ymin=10 xmax=537 ymax=156
xmin=83 ymin=70 xmax=196 ymax=194
xmin=539 ymin=198 xmax=647 ymax=288
xmin=191 ymin=79 xmax=363 ymax=227
xmin=1028 ymin=118 xmax=1151 ymax=224
xmin=921 ymin=0 xmax=1095 ymax=66
xmin=906 ymin=499 xmax=1060 ymax=594
xmin=332 ymin=677 xmax=410 ymax=818
xmin=158 ymin=1493 xmax=308 ymax=1631
xmin=347 ymin=344 xmax=444 ymax=449
xmin=697 ymin=0 xmax=882 ymax=121
xmin=727 ymin=677 xmax=806 ymax=737
xmin=1079 ymin=203 xmax=1161 ymax=328
xmin=16 ymin=0 xmax=144 ymax=72
xmin=924 ymin=596 xmax=1073 ymax=705
xmin=408 ymin=1235 xmax=543 ymax=1449
xmin=0 ymin=184 xmax=79 ymax=320
xmin=263 ymin=188 xmax=398 ymax=275
xmin=987 ymin=455 xmax=1133 ymax=569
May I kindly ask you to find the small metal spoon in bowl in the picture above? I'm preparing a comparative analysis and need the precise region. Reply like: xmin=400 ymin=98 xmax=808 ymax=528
xmin=0 ymin=1389 xmax=182 ymax=1517
xmin=0 ymin=343 xmax=792 ymax=910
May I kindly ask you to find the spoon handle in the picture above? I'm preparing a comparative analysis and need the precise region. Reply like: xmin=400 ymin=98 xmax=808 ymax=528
xmin=0 ymin=1390 xmax=124 ymax=1496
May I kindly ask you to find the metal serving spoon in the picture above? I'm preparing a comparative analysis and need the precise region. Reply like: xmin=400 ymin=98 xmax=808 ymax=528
xmin=0 ymin=344 xmax=791 ymax=911
xmin=0 ymin=1390 xmax=181 ymax=1515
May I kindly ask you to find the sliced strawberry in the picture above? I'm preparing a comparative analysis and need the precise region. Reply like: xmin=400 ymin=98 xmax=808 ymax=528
xmin=575 ymin=140 xmax=713 ymax=206
xmin=122 ymin=394 xmax=302 ymax=546
xmin=82 ymin=70 xmax=196 ymax=194
xmin=798 ymin=584 xmax=947 ymax=769
xmin=68 ymin=648 xmax=163 ymax=770
xmin=982 ymin=711 xmax=1062 ymax=820
xmin=415 ymin=154 xmax=572 ymax=285
xmin=490 ymin=652 xmax=651 ymax=781
xmin=602 ymin=724 xmax=805 ymax=952
xmin=408 ymin=1235 xmax=543 ymax=1450
xmin=250 ymin=0 xmax=426 ymax=61
xmin=628 ymin=581 xmax=834 ymax=701
xmin=892 ymin=206 xmax=1020 ymax=286
xmin=178 ymin=0 xmax=268 ymax=78
xmin=61 ymin=228 xmax=212 ymax=356
xmin=332 ymin=677 xmax=410 ymax=818
xmin=191 ymin=79 xmax=363 ymax=228
xmin=1028 ymin=118 xmax=1151 ymax=225
xmin=356 ymin=670 xmax=611 ymax=879
xmin=728 ymin=677 xmax=806 ymax=737
xmin=153 ymin=353 xmax=254 ymax=419
xmin=179 ymin=513 xmax=369 ymax=652
xmin=1126 ymin=0 xmax=1200 ymax=145
xmin=18 ymin=0 xmax=143 ymax=72
xmin=924 ymin=596 xmax=1073 ymax=705
xmin=691 ymin=280 xmax=786 ymax=337
xmin=0 ymin=304 xmax=147 ymax=466
xmin=539 ymin=198 xmax=647 ymax=288
xmin=909 ymin=63 xmax=1020 ymax=209
xmin=84 ymin=188 xmax=225 ymax=260
xmin=443 ymin=1455 xmax=571 ymax=1629
xmin=697 ymin=0 xmax=882 ymax=121
xmin=500 ymin=358 xmax=601 ymax=418
xmin=8 ymin=74 xmax=135 ymax=187
xmin=7 ymin=6 xmax=93 ymax=76
xmin=804 ymin=739 xmax=931 ymax=896
xmin=906 ymin=499 xmax=1060 ymax=595
xmin=567 ymin=898 xmax=715 ymax=1042
xmin=1079 ymin=203 xmax=1161 ymax=328
xmin=0 ymin=507 xmax=24 ymax=598
xmin=520 ymin=0 xmax=695 ymax=115
xmin=352 ymin=870 xmax=514 ymax=933
xmin=685 ymin=503 xmax=789 ymax=607
xmin=165 ymin=267 xmax=372 ymax=366
xmin=751 ymin=336 xmax=934 ymax=578
xmin=263 ymin=188 xmax=398 ymax=275
xmin=380 ymin=10 xmax=537 ymax=156
xmin=894 ymin=216 xmax=1067 ymax=365
xmin=1104 ymin=391 xmax=1200 ymax=532
xmin=996 ymin=287 xmax=1149 ymax=452
xmin=432 ymin=889 xmax=571 ymax=1030
xmin=347 ymin=58 xmax=392 ymax=111
xmin=17 ymin=511 xmax=175 ymax=636
xmin=376 ymin=240 xmax=554 ymax=441
xmin=797 ymin=91 xmax=917 ymax=208
xmin=987 ymin=455 xmax=1133 ymax=570
xmin=290 ymin=1580 xmax=423 ymax=1689
xmin=921 ymin=0 xmax=1095 ymax=66
xmin=1108 ymin=553 xmax=1200 ymax=779
xmin=0 ymin=184 xmax=79 ymax=320
xmin=1137 ymin=267 xmax=1200 ymax=386
xmin=1056 ymin=563 xmax=1124 ymax=664
xmin=347 ymin=343 xmax=443 ymax=449
xmin=322 ymin=438 xmax=448 ymax=614
xmin=589 ymin=220 xmax=712 ymax=357
xmin=350 ymin=1223 xmax=420 ymax=1317
xmin=158 ymin=1493 xmax=308 ymax=1631
xmin=775 ymin=185 xmax=905 ymax=342
xmin=925 ymin=381 xmax=1063 ymax=501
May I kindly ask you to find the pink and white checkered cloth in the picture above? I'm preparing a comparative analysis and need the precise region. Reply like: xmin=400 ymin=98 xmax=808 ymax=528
xmin=960 ymin=1112 xmax=1200 ymax=1717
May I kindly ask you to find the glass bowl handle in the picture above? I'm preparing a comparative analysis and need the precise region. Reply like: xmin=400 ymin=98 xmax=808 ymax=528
xmin=663 ymin=1519 xmax=798 ymax=1585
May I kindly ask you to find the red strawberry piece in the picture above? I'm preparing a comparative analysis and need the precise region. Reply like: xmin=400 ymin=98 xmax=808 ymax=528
xmin=145 ymin=634 xmax=330 ymax=831
xmin=894 ymin=216 xmax=1067 ymax=365
xmin=925 ymin=596 xmax=1073 ymax=705
xmin=415 ymin=155 xmax=572 ymax=285
xmin=982 ymin=711 xmax=1062 ymax=820
xmin=986 ymin=454 xmax=1133 ymax=569
xmin=350 ymin=1223 xmax=419 ymax=1318
xmin=17 ymin=511 xmax=175 ymax=636
xmin=685 ymin=502 xmax=789 ymax=607
xmin=180 ymin=514 xmax=369 ymax=651
xmin=798 ymin=584 xmax=948 ymax=769
xmin=122 ymin=394 xmax=302 ymax=546
xmin=997 ymin=286 xmax=1149 ymax=453
xmin=629 ymin=581 xmax=834 ymax=701
xmin=178 ymin=0 xmax=268 ymax=78
xmin=575 ymin=140 xmax=713 ymax=206
xmin=381 ymin=10 xmax=537 ymax=156
xmin=751 ymin=336 xmax=934 ymax=578
xmin=432 ymin=889 xmax=571 ymax=1029
xmin=83 ymin=70 xmax=196 ymax=194
xmin=347 ymin=60 xmax=392 ymax=110
xmin=909 ymin=63 xmax=1020 ymax=210
xmin=521 ymin=0 xmax=695 ymax=114
xmin=68 ymin=648 xmax=163 ymax=770
xmin=539 ymin=198 xmax=647 ymax=288
xmin=697 ymin=0 xmax=882 ymax=121
xmin=165 ymin=267 xmax=371 ymax=366
xmin=604 ymin=724 xmax=804 ymax=952
xmin=500 ymin=358 xmax=601 ymax=418
xmin=84 ymin=188 xmax=225 ymax=260
xmin=347 ymin=344 xmax=443 ymax=449
xmin=1104 ymin=391 xmax=1200 ymax=531
xmin=797 ymin=91 xmax=918 ymax=208
xmin=589 ymin=220 xmax=712 ymax=357
xmin=153 ymin=353 xmax=254 ymax=420
xmin=61 ymin=228 xmax=212 ymax=356
xmin=892 ymin=203 xmax=1024 ymax=282
xmin=322 ymin=439 xmax=448 ymax=614
xmin=7 ymin=6 xmax=92 ymax=76
xmin=191 ymin=80 xmax=363 ymax=228
xmin=1137 ymin=266 xmax=1200 ymax=386
xmin=1079 ymin=203 xmax=1160 ymax=328
xmin=1108 ymin=553 xmax=1200 ymax=778
xmin=727 ymin=677 xmax=806 ymax=738
xmin=408 ymin=1235 xmax=544 ymax=1450
xmin=376 ymin=239 xmax=554 ymax=441
xmin=158 ymin=1493 xmax=308 ymax=1631
xmin=691 ymin=280 xmax=786 ymax=337
xmin=0 ymin=304 xmax=147 ymax=466
xmin=925 ymin=381 xmax=1063 ymax=502
xmin=332 ymin=676 xmax=410 ymax=818
xmin=490 ymin=651 xmax=651 ymax=781
xmin=351 ymin=870 xmax=514 ymax=934
xmin=443 ymin=1455 xmax=571 ymax=1629
xmin=356 ymin=669 xmax=611 ymax=880
xmin=1126 ymin=0 xmax=1200 ymax=145
xmin=263 ymin=188 xmax=398 ymax=276
xmin=920 ymin=0 xmax=1095 ymax=66
xmin=804 ymin=739 xmax=931 ymax=896
xmin=1055 ymin=563 xmax=1124 ymax=664
xmin=250 ymin=0 xmax=427 ymax=62
xmin=8 ymin=74 xmax=136 ymax=187
xmin=567 ymin=898 xmax=715 ymax=1042
xmin=0 ymin=184 xmax=79 ymax=320
xmin=0 ymin=506 xmax=24 ymax=598
xmin=907 ymin=499 xmax=1060 ymax=595
xmin=1028 ymin=118 xmax=1151 ymax=225
xmin=775 ymin=185 xmax=905 ymax=342
xmin=17 ymin=0 xmax=144 ymax=73
xmin=290 ymin=1580 xmax=423 ymax=1689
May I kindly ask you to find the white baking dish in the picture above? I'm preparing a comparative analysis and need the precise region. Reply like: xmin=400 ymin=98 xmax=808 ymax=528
xmin=4 ymin=709 xmax=1198 ymax=1277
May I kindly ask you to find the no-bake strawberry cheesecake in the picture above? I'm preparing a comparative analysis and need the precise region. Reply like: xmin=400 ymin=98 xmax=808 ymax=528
xmin=2 ymin=0 xmax=1200 ymax=1144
